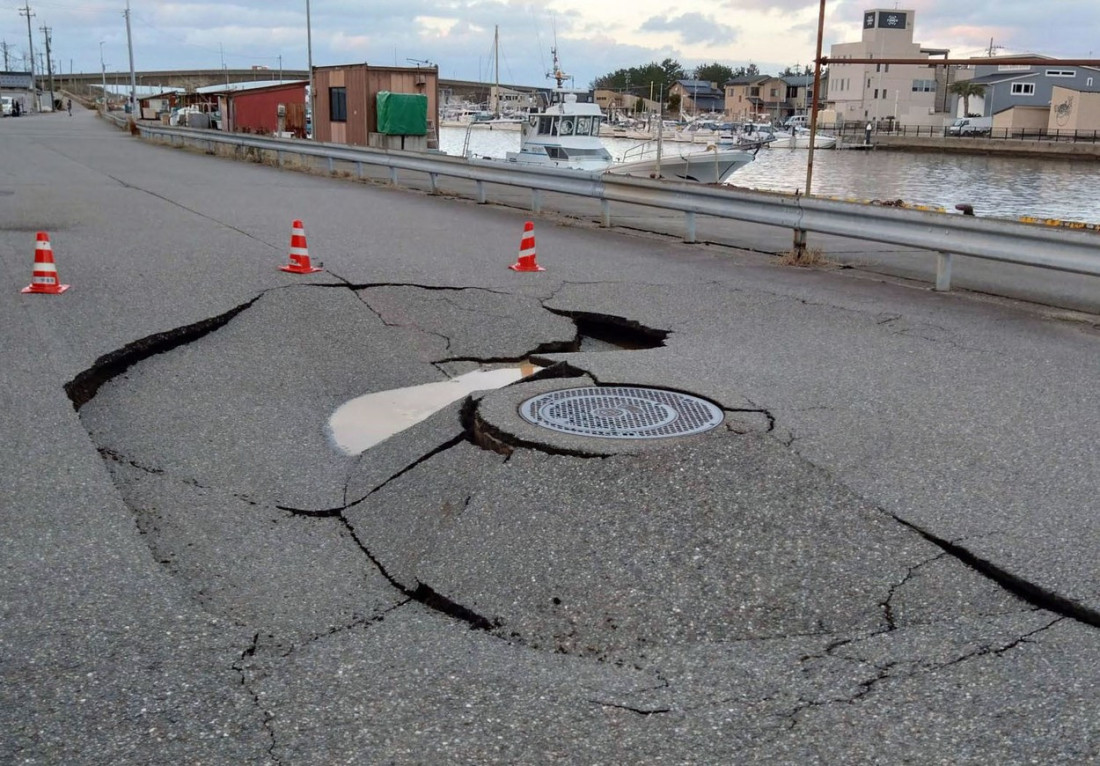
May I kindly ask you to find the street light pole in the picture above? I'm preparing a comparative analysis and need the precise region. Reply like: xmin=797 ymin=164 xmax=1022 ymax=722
xmin=306 ymin=0 xmax=314 ymax=139
xmin=99 ymin=41 xmax=106 ymax=108
xmin=125 ymin=0 xmax=137 ymax=116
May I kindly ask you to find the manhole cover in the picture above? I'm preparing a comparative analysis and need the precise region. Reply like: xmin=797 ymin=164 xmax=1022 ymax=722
xmin=519 ymin=386 xmax=724 ymax=439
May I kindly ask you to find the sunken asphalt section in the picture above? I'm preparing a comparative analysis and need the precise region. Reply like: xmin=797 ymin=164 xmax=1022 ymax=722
xmin=2 ymin=110 xmax=1099 ymax=763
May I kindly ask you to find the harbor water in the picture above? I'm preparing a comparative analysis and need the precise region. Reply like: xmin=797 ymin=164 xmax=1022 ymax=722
xmin=439 ymin=126 xmax=1100 ymax=223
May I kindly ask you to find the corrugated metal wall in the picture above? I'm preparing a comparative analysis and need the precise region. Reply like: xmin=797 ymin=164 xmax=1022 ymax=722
xmin=229 ymin=84 xmax=307 ymax=137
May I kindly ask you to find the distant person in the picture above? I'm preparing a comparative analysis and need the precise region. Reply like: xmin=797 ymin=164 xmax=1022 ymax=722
xmin=13 ymin=99 xmax=21 ymax=117
xmin=67 ymin=98 xmax=72 ymax=116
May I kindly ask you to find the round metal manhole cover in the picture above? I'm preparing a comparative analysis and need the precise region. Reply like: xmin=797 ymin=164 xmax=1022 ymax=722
xmin=519 ymin=386 xmax=724 ymax=439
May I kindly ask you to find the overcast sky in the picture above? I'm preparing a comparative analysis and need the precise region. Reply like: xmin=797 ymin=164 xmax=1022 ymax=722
xmin=3 ymin=1 xmax=1097 ymax=88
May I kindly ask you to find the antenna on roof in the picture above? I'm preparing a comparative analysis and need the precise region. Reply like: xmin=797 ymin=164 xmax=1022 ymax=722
xmin=547 ymin=45 xmax=569 ymax=88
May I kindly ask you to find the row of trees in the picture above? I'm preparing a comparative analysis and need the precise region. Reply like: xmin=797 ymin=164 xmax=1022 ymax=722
xmin=592 ymin=59 xmax=988 ymax=118
xmin=591 ymin=61 xmax=817 ymax=97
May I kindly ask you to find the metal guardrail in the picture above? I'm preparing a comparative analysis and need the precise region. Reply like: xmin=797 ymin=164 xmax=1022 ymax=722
xmin=112 ymin=113 xmax=1100 ymax=290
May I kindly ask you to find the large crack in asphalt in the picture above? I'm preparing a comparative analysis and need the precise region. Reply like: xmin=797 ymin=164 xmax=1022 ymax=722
xmin=69 ymin=283 xmax=1100 ymax=670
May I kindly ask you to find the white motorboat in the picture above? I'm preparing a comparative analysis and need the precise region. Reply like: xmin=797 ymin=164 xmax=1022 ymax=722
xmin=733 ymin=122 xmax=837 ymax=149
xmin=504 ymin=90 xmax=614 ymax=172
xmin=499 ymin=49 xmax=754 ymax=183
xmin=608 ymin=140 xmax=756 ymax=185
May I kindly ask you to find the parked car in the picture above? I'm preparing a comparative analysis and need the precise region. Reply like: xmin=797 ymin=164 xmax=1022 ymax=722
xmin=1 ymin=97 xmax=13 ymax=117
xmin=947 ymin=117 xmax=991 ymax=136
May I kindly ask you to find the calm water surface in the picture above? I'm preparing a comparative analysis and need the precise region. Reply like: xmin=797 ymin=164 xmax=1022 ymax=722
xmin=439 ymin=126 xmax=1100 ymax=223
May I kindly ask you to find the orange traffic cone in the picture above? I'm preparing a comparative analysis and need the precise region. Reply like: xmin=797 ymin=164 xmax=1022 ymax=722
xmin=279 ymin=219 xmax=323 ymax=274
xmin=21 ymin=232 xmax=70 ymax=294
xmin=509 ymin=221 xmax=544 ymax=272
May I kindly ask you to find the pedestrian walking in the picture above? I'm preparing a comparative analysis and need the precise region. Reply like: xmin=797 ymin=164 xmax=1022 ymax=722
xmin=67 ymin=99 xmax=72 ymax=116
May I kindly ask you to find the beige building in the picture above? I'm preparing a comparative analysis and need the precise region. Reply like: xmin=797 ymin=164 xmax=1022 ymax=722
xmin=1049 ymin=85 xmax=1100 ymax=132
xmin=723 ymin=75 xmax=788 ymax=122
xmin=826 ymin=8 xmax=950 ymax=126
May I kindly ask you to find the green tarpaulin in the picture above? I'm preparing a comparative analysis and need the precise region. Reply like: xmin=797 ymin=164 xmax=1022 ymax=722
xmin=376 ymin=92 xmax=428 ymax=135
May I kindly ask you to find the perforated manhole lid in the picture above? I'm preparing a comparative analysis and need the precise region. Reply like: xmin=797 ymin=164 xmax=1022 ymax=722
xmin=519 ymin=386 xmax=724 ymax=439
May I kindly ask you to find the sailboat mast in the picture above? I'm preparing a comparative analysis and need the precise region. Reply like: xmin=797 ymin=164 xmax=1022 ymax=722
xmin=493 ymin=25 xmax=500 ymax=115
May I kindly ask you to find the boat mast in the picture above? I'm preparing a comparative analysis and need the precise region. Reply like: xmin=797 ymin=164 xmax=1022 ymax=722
xmin=549 ymin=46 xmax=568 ymax=89
xmin=493 ymin=25 xmax=500 ymax=116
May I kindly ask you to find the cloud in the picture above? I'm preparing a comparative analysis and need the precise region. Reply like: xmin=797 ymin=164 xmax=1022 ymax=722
xmin=639 ymin=13 xmax=738 ymax=46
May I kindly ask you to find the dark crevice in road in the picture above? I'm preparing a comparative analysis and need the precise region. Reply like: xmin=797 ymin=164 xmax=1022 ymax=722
xmin=933 ymin=617 xmax=1065 ymax=670
xmin=542 ymin=307 xmax=669 ymax=349
xmin=65 ymin=295 xmax=262 ymax=410
xmin=880 ymin=552 xmax=948 ymax=630
xmin=589 ymin=700 xmax=672 ymax=716
xmin=232 ymin=632 xmax=281 ymax=764
xmin=888 ymin=513 xmax=1100 ymax=629
xmin=277 ymin=432 xmax=469 ymax=516
xmin=331 ymin=502 xmax=500 ymax=633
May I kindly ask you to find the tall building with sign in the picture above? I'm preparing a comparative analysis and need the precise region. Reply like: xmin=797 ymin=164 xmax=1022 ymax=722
xmin=826 ymin=8 xmax=951 ymax=126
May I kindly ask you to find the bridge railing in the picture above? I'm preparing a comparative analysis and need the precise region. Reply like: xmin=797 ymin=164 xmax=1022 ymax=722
xmin=105 ymin=112 xmax=1100 ymax=290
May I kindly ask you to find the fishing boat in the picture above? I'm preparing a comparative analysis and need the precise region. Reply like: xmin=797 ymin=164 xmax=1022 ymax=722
xmin=497 ymin=49 xmax=754 ymax=183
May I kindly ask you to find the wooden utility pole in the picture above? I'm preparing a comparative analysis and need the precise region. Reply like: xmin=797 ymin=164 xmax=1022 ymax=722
xmin=40 ymin=26 xmax=54 ymax=108
xmin=19 ymin=3 xmax=37 ymax=110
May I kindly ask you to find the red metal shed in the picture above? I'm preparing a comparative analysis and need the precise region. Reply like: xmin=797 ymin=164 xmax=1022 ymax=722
xmin=223 ymin=81 xmax=308 ymax=138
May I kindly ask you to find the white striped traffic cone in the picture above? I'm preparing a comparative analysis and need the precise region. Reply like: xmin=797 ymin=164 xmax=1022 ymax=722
xmin=21 ymin=232 xmax=70 ymax=294
xmin=279 ymin=219 xmax=323 ymax=274
xmin=509 ymin=221 xmax=544 ymax=272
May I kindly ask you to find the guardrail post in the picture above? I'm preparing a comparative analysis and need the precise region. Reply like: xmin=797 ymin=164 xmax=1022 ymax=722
xmin=685 ymin=211 xmax=696 ymax=243
xmin=531 ymin=189 xmax=542 ymax=214
xmin=428 ymin=172 xmax=438 ymax=194
xmin=356 ymin=161 xmax=363 ymax=179
xmin=327 ymin=157 xmax=334 ymax=174
xmin=276 ymin=150 xmax=283 ymax=167
xmin=476 ymin=180 xmax=486 ymax=204
xmin=601 ymin=199 xmax=611 ymax=228
xmin=390 ymin=167 xmax=399 ymax=185
xmin=792 ymin=227 xmax=807 ymax=258
xmin=935 ymin=251 xmax=953 ymax=291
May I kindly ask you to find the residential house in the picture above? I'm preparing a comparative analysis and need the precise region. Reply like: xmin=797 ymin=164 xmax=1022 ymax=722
xmin=670 ymin=79 xmax=725 ymax=118
xmin=723 ymin=74 xmax=771 ymax=122
xmin=955 ymin=57 xmax=1100 ymax=132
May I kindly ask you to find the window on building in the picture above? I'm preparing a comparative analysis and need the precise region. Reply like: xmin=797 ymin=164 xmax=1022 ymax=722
xmin=1046 ymin=69 xmax=1076 ymax=77
xmin=1011 ymin=82 xmax=1036 ymax=96
xmin=911 ymin=79 xmax=936 ymax=92
xmin=750 ymin=87 xmax=760 ymax=96
xmin=882 ymin=89 xmax=887 ymax=99
xmin=876 ymin=64 xmax=881 ymax=72
xmin=770 ymin=88 xmax=778 ymax=97
xmin=329 ymin=87 xmax=347 ymax=121
xmin=874 ymin=89 xmax=879 ymax=99
xmin=885 ymin=64 xmax=890 ymax=73
xmin=867 ymin=78 xmax=872 ymax=88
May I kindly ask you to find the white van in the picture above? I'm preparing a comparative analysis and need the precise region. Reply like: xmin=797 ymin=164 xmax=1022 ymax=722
xmin=1 ymin=97 xmax=13 ymax=117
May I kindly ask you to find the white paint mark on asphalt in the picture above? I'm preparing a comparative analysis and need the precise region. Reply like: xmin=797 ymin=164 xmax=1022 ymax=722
xmin=328 ymin=363 xmax=542 ymax=455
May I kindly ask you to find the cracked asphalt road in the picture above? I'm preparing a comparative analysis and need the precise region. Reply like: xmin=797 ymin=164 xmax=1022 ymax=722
xmin=3 ymin=111 xmax=1099 ymax=764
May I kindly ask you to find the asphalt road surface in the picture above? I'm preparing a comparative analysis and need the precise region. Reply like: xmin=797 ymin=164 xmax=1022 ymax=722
xmin=3 ymin=108 xmax=1099 ymax=764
